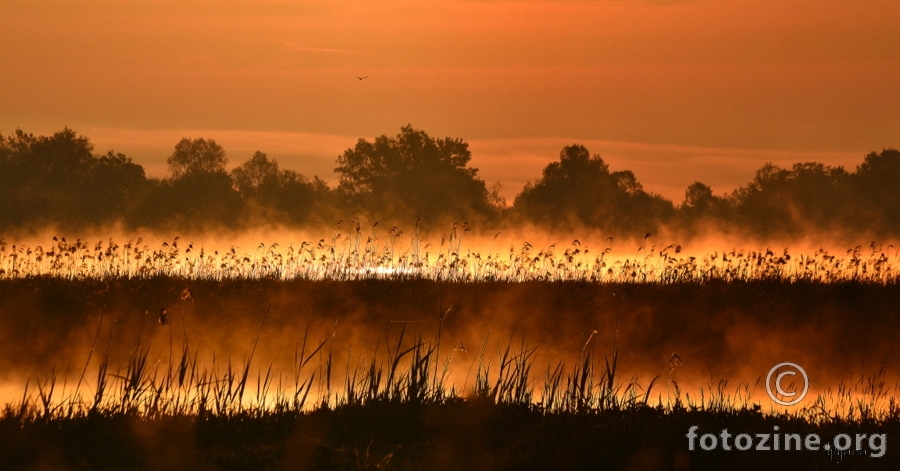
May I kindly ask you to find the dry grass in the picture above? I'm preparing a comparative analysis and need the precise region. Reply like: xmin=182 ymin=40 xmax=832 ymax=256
xmin=1 ymin=229 xmax=897 ymax=283
xmin=5 ymin=319 xmax=898 ymax=426
xmin=3 ymin=277 xmax=899 ymax=469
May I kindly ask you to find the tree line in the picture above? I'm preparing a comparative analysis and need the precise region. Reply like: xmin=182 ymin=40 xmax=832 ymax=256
xmin=1 ymin=125 xmax=898 ymax=239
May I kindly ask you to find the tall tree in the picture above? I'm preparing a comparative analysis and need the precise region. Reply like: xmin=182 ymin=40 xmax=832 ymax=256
xmin=167 ymin=137 xmax=227 ymax=178
xmin=728 ymin=162 xmax=852 ymax=236
xmin=83 ymin=150 xmax=147 ymax=222
xmin=334 ymin=125 xmax=491 ymax=220
xmin=133 ymin=137 xmax=240 ymax=228
xmin=231 ymin=151 xmax=280 ymax=198
xmin=0 ymin=128 xmax=146 ymax=228
xmin=514 ymin=144 xmax=673 ymax=233
xmin=682 ymin=182 xmax=726 ymax=216
xmin=854 ymin=148 xmax=900 ymax=230
xmin=231 ymin=151 xmax=329 ymax=224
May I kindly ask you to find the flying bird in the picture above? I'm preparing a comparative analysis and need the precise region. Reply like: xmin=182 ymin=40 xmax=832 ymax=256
xmin=356 ymin=75 xmax=369 ymax=80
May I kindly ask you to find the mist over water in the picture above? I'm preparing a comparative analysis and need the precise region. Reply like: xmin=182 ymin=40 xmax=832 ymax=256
xmin=1 ymin=265 xmax=898 ymax=413
xmin=3 ymin=132 xmax=900 ymax=412
xmin=3 ymin=127 xmax=900 ymax=245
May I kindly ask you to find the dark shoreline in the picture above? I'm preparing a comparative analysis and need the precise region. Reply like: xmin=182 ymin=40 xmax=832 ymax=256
xmin=4 ymin=401 xmax=898 ymax=470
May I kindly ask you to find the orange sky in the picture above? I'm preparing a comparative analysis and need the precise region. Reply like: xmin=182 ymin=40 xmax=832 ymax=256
xmin=1 ymin=0 xmax=898 ymax=202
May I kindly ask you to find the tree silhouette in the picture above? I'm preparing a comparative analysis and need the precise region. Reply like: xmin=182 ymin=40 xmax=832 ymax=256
xmin=2 ymin=126 xmax=899 ymax=237
xmin=231 ymin=151 xmax=330 ymax=224
xmin=134 ymin=137 xmax=240 ymax=228
xmin=854 ymin=148 xmax=900 ymax=231
xmin=167 ymin=138 xmax=227 ymax=178
xmin=335 ymin=125 xmax=491 ymax=220
xmin=683 ymin=182 xmax=714 ymax=209
xmin=0 ymin=128 xmax=146 ymax=228
xmin=231 ymin=151 xmax=280 ymax=198
xmin=728 ymin=162 xmax=852 ymax=237
xmin=487 ymin=182 xmax=507 ymax=215
xmin=682 ymin=182 xmax=727 ymax=216
xmin=514 ymin=144 xmax=673 ymax=233
xmin=84 ymin=150 xmax=147 ymax=222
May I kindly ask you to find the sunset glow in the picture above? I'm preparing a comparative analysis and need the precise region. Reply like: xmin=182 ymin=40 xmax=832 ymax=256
xmin=3 ymin=2 xmax=900 ymax=468
xmin=3 ymin=0 xmax=898 ymax=201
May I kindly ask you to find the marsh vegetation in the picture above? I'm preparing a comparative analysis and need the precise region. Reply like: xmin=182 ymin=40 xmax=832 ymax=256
xmin=3 ymin=125 xmax=900 ymax=468
xmin=2 ymin=270 xmax=900 ymax=469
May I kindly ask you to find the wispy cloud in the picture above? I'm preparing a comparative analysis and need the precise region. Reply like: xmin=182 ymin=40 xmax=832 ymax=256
xmin=279 ymin=40 xmax=372 ymax=56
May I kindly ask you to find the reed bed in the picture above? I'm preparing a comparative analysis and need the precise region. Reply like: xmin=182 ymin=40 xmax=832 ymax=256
xmin=4 ymin=279 xmax=898 ymax=468
xmin=1 ymin=224 xmax=897 ymax=283
xmin=5 ymin=322 xmax=898 ymax=427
